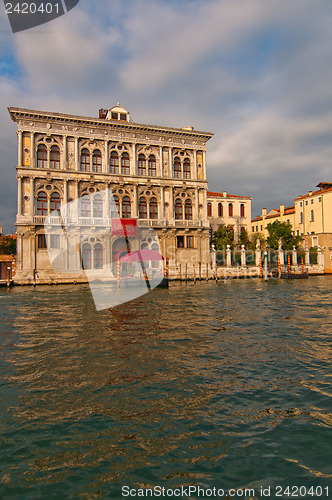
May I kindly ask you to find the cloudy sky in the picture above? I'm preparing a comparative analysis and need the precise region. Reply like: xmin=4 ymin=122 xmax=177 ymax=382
xmin=1 ymin=0 xmax=332 ymax=232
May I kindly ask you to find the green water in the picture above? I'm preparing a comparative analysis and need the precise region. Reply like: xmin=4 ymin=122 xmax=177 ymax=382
xmin=0 ymin=277 xmax=331 ymax=499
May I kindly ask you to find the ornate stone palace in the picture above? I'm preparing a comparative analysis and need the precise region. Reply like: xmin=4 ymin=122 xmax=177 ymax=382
xmin=9 ymin=104 xmax=214 ymax=284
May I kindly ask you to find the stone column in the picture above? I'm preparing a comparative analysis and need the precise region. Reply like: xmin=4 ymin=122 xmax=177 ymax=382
xmin=226 ymin=244 xmax=232 ymax=268
xmin=292 ymin=245 xmax=297 ymax=267
xmin=305 ymin=245 xmax=310 ymax=266
xmin=74 ymin=138 xmax=79 ymax=171
xmin=211 ymin=244 xmax=217 ymax=269
xmin=17 ymin=176 xmax=22 ymax=216
xmin=317 ymin=245 xmax=324 ymax=267
xmin=202 ymin=151 xmax=207 ymax=179
xmin=195 ymin=187 xmax=199 ymax=220
xmin=255 ymin=246 xmax=261 ymax=266
xmin=159 ymin=146 xmax=163 ymax=177
xmin=104 ymin=182 xmax=110 ymax=219
xmin=63 ymin=135 xmax=67 ymax=170
xmin=63 ymin=179 xmax=68 ymax=217
xmin=278 ymin=239 xmax=284 ymax=266
xmin=133 ymin=185 xmax=138 ymax=218
xmin=160 ymin=186 xmax=164 ymax=219
xmin=30 ymin=177 xmax=34 ymax=216
xmin=241 ymin=244 xmax=246 ymax=267
xmin=30 ymin=132 xmax=35 ymax=168
xmin=18 ymin=131 xmax=23 ymax=166
xmin=168 ymin=148 xmax=172 ymax=177
xmin=103 ymin=140 xmax=108 ymax=173
xmin=132 ymin=143 xmax=136 ymax=175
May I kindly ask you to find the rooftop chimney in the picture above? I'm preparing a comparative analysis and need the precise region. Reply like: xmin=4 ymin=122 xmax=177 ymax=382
xmin=280 ymin=204 xmax=285 ymax=216
xmin=262 ymin=208 xmax=267 ymax=217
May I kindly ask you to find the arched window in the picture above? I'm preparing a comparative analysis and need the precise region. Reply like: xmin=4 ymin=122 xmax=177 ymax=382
xmin=175 ymin=199 xmax=182 ymax=219
xmin=92 ymin=150 xmax=102 ymax=173
xmin=111 ymin=195 xmax=120 ymax=218
xmin=93 ymin=194 xmax=103 ymax=218
xmin=121 ymin=152 xmax=130 ymax=175
xmin=110 ymin=151 xmax=119 ymax=174
xmin=228 ymin=203 xmax=233 ymax=217
xmin=138 ymin=154 xmax=146 ymax=176
xmin=82 ymin=243 xmax=92 ymax=270
xmin=80 ymin=196 xmax=91 ymax=218
xmin=122 ymin=196 xmax=131 ymax=218
xmin=240 ymin=204 xmax=245 ymax=217
xmin=183 ymin=158 xmax=191 ymax=179
xmin=151 ymin=243 xmax=159 ymax=251
xmin=94 ymin=243 xmax=103 ymax=269
xmin=50 ymin=145 xmax=60 ymax=170
xmin=173 ymin=157 xmax=181 ymax=178
xmin=148 ymin=155 xmax=156 ymax=177
xmin=139 ymin=197 xmax=147 ymax=219
xmin=149 ymin=197 xmax=158 ymax=219
xmin=50 ymin=192 xmax=61 ymax=214
xmin=184 ymin=199 xmax=192 ymax=220
xmin=207 ymin=203 xmax=212 ymax=217
xmin=37 ymin=191 xmax=48 ymax=216
xmin=80 ymin=149 xmax=90 ymax=172
xmin=37 ymin=145 xmax=47 ymax=169
xmin=218 ymin=203 xmax=223 ymax=217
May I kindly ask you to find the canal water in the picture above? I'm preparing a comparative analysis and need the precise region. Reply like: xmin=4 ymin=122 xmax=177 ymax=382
xmin=0 ymin=277 xmax=331 ymax=499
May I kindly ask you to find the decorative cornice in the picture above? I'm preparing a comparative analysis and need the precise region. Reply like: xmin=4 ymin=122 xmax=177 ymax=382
xmin=8 ymin=107 xmax=214 ymax=142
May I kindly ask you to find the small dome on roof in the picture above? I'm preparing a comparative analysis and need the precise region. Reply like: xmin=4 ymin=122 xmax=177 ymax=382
xmin=105 ymin=103 xmax=130 ymax=122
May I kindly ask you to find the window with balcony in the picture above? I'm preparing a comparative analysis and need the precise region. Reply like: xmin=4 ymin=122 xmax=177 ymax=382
xmin=111 ymin=195 xmax=120 ymax=217
xmin=148 ymin=155 xmax=156 ymax=177
xmin=80 ymin=196 xmax=91 ymax=218
xmin=138 ymin=154 xmax=146 ymax=176
xmin=50 ymin=145 xmax=60 ymax=170
xmin=121 ymin=152 xmax=130 ymax=175
xmin=149 ymin=197 xmax=158 ymax=219
xmin=122 ymin=196 xmax=131 ymax=218
xmin=92 ymin=150 xmax=102 ymax=173
xmin=110 ymin=151 xmax=119 ymax=174
xmin=50 ymin=192 xmax=61 ymax=215
xmin=80 ymin=149 xmax=90 ymax=172
xmin=184 ymin=199 xmax=192 ymax=220
xmin=139 ymin=197 xmax=147 ymax=219
xmin=93 ymin=194 xmax=103 ymax=218
xmin=37 ymin=145 xmax=47 ymax=169
xmin=183 ymin=158 xmax=191 ymax=179
xmin=37 ymin=191 xmax=48 ymax=216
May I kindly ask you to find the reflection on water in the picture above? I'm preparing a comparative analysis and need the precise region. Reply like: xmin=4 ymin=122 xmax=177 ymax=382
xmin=0 ymin=277 xmax=331 ymax=498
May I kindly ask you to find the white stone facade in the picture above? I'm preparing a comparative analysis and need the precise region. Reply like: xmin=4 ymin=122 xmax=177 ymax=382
xmin=9 ymin=105 xmax=214 ymax=284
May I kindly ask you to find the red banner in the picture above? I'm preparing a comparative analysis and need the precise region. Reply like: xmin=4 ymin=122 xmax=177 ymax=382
xmin=111 ymin=218 xmax=137 ymax=237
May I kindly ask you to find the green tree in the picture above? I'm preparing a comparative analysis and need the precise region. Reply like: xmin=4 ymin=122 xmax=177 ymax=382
xmin=239 ymin=227 xmax=250 ymax=248
xmin=0 ymin=236 xmax=16 ymax=255
xmin=266 ymin=221 xmax=301 ymax=250
xmin=212 ymin=225 xmax=234 ymax=250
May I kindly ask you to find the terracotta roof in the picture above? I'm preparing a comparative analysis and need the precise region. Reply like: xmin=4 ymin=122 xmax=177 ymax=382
xmin=295 ymin=185 xmax=332 ymax=200
xmin=207 ymin=191 xmax=251 ymax=199
xmin=251 ymin=206 xmax=295 ymax=223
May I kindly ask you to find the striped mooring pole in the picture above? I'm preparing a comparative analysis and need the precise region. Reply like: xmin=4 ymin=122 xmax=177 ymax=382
xmin=288 ymin=255 xmax=291 ymax=273
xmin=259 ymin=257 xmax=263 ymax=278
xmin=301 ymin=256 xmax=304 ymax=273
xmin=117 ymin=258 xmax=120 ymax=287
xmin=278 ymin=256 xmax=281 ymax=275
